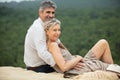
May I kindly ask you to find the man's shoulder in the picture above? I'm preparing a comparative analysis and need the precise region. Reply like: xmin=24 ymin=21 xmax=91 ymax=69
xmin=29 ymin=18 xmax=43 ymax=29
xmin=33 ymin=18 xmax=43 ymax=25
xmin=28 ymin=18 xmax=43 ymax=31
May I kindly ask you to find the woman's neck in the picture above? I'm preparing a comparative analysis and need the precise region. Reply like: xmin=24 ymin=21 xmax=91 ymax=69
xmin=47 ymin=39 xmax=56 ymax=43
xmin=47 ymin=39 xmax=56 ymax=45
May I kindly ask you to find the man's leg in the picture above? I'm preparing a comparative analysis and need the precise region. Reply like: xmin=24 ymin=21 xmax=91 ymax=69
xmin=27 ymin=64 xmax=55 ymax=73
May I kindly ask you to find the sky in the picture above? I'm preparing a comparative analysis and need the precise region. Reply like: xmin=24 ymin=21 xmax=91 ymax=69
xmin=0 ymin=0 xmax=35 ymax=2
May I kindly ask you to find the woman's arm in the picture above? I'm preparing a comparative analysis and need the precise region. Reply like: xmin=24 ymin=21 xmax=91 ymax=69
xmin=48 ymin=42 xmax=83 ymax=72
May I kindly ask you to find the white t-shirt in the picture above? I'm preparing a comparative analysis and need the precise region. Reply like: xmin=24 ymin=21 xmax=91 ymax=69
xmin=24 ymin=18 xmax=60 ymax=67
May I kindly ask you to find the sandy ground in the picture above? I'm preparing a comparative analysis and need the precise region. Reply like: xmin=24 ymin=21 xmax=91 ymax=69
xmin=0 ymin=66 xmax=119 ymax=80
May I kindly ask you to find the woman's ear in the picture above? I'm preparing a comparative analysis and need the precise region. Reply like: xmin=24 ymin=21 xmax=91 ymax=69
xmin=45 ymin=29 xmax=48 ymax=32
xmin=45 ymin=29 xmax=49 ymax=35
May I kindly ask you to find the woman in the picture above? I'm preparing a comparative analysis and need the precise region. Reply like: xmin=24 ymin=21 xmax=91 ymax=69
xmin=44 ymin=18 xmax=120 ymax=78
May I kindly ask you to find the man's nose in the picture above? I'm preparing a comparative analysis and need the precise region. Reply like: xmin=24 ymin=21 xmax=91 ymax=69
xmin=49 ymin=13 xmax=54 ymax=18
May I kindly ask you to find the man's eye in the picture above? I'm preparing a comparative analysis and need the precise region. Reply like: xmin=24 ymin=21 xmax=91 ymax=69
xmin=52 ymin=12 xmax=55 ymax=14
xmin=46 ymin=11 xmax=50 ymax=14
xmin=46 ymin=11 xmax=55 ymax=14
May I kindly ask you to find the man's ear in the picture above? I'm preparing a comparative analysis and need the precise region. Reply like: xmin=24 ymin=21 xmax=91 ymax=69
xmin=38 ymin=10 xmax=42 ymax=17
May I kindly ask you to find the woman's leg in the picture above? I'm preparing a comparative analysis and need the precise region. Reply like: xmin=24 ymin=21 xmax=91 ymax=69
xmin=91 ymin=39 xmax=114 ymax=64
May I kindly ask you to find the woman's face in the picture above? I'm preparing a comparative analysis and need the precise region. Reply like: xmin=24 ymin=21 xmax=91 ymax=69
xmin=46 ymin=24 xmax=61 ymax=42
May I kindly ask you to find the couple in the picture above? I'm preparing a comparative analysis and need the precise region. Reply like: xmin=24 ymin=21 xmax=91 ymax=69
xmin=24 ymin=0 xmax=120 ymax=78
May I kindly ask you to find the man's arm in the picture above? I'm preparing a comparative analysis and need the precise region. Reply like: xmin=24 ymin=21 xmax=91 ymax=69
xmin=33 ymin=25 xmax=56 ymax=67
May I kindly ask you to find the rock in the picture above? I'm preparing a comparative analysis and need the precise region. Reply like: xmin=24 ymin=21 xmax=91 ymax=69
xmin=0 ymin=66 xmax=119 ymax=80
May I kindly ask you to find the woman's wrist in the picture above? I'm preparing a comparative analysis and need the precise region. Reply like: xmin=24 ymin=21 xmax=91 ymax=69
xmin=75 ymin=55 xmax=83 ymax=61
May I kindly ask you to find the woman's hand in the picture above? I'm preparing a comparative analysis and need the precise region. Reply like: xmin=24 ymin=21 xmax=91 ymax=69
xmin=73 ymin=55 xmax=85 ymax=70
xmin=75 ymin=55 xmax=84 ymax=61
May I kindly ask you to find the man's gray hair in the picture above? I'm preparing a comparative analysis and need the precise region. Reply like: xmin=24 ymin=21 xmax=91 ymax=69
xmin=39 ymin=0 xmax=57 ymax=11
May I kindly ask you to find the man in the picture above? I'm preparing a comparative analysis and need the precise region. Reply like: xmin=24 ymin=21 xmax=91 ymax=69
xmin=24 ymin=0 xmax=58 ymax=73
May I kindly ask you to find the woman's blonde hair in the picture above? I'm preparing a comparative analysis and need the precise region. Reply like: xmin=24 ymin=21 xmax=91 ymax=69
xmin=44 ymin=18 xmax=61 ymax=30
xmin=44 ymin=18 xmax=66 ymax=49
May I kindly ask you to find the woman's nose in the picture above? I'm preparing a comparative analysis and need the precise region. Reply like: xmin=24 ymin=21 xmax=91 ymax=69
xmin=57 ymin=31 xmax=61 ymax=35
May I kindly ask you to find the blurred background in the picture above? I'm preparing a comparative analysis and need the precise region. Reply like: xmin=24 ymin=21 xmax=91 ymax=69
xmin=0 ymin=0 xmax=120 ymax=68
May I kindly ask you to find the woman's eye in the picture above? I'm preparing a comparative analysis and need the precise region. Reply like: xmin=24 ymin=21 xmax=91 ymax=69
xmin=53 ymin=29 xmax=57 ymax=31
xmin=59 ymin=29 xmax=61 ymax=31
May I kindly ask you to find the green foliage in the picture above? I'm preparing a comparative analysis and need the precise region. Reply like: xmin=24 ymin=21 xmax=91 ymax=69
xmin=0 ymin=0 xmax=120 ymax=67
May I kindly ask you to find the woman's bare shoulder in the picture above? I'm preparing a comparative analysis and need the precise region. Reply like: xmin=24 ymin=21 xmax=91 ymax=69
xmin=48 ymin=42 xmax=59 ymax=51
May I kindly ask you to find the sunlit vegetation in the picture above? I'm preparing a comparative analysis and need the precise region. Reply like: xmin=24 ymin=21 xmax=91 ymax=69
xmin=0 ymin=0 xmax=120 ymax=67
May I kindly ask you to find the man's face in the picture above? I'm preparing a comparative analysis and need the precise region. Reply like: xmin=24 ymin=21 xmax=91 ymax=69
xmin=39 ymin=7 xmax=55 ymax=22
